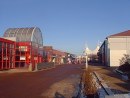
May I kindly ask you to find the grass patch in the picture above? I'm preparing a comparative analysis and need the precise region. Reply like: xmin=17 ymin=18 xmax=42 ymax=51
xmin=83 ymin=67 xmax=98 ymax=98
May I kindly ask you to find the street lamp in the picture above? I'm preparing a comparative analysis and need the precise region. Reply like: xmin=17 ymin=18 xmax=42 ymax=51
xmin=85 ymin=47 xmax=88 ymax=69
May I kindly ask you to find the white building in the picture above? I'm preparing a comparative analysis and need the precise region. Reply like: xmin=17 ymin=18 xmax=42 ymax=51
xmin=99 ymin=30 xmax=130 ymax=67
xmin=85 ymin=45 xmax=100 ymax=62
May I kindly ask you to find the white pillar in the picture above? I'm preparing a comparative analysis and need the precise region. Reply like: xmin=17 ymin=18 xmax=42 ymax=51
xmin=85 ymin=46 xmax=88 ymax=69
xmin=86 ymin=54 xmax=88 ymax=69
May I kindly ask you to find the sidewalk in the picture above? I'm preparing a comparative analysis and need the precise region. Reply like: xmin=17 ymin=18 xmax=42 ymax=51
xmin=0 ymin=68 xmax=29 ymax=74
xmin=89 ymin=63 xmax=130 ymax=94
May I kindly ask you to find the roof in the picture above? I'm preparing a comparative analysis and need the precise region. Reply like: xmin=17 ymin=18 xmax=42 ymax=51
xmin=53 ymin=49 xmax=66 ymax=56
xmin=0 ymin=37 xmax=15 ymax=44
xmin=3 ymin=27 xmax=43 ymax=45
xmin=109 ymin=30 xmax=130 ymax=37
xmin=43 ymin=46 xmax=53 ymax=50
xmin=85 ymin=45 xmax=100 ymax=55
xmin=43 ymin=47 xmax=67 ymax=57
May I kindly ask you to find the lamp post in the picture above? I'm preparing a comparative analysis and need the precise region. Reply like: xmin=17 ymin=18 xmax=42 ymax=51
xmin=85 ymin=47 xmax=88 ymax=69
xmin=85 ymin=53 xmax=88 ymax=69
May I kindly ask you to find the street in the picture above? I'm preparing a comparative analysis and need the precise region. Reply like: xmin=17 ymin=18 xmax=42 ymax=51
xmin=0 ymin=64 xmax=84 ymax=98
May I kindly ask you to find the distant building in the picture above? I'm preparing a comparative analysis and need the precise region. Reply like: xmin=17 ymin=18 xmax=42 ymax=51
xmin=43 ymin=46 xmax=53 ymax=62
xmin=52 ymin=49 xmax=67 ymax=64
xmin=99 ymin=30 xmax=130 ymax=67
xmin=85 ymin=45 xmax=100 ymax=62
xmin=43 ymin=46 xmax=67 ymax=64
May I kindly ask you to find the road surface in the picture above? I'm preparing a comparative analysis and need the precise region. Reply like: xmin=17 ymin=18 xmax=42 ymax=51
xmin=0 ymin=64 xmax=84 ymax=98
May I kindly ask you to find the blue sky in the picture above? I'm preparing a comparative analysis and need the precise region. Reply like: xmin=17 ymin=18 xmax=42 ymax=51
xmin=1 ymin=0 xmax=130 ymax=55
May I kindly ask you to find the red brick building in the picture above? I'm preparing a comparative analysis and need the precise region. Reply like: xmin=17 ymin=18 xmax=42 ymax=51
xmin=43 ymin=46 xmax=67 ymax=64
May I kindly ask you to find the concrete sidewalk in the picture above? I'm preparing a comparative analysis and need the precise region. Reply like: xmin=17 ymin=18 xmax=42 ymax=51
xmin=89 ymin=63 xmax=130 ymax=94
xmin=0 ymin=68 xmax=29 ymax=73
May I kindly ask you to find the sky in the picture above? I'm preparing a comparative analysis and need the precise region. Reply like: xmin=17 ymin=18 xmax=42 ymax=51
xmin=1 ymin=0 xmax=130 ymax=55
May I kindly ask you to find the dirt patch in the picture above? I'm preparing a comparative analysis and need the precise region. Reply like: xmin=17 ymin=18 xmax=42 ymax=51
xmin=41 ymin=74 xmax=80 ymax=98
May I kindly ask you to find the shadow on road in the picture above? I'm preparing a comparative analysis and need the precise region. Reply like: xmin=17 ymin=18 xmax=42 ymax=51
xmin=55 ymin=92 xmax=65 ymax=98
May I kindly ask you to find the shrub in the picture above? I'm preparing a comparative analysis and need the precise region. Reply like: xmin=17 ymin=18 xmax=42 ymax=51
xmin=83 ymin=67 xmax=98 ymax=97
xmin=119 ymin=54 xmax=130 ymax=73
xmin=119 ymin=54 xmax=130 ymax=65
xmin=118 ymin=62 xmax=130 ymax=72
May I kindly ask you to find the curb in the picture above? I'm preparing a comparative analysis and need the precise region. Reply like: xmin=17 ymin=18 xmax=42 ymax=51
xmin=93 ymin=72 xmax=114 ymax=96
xmin=115 ymin=69 xmax=129 ymax=81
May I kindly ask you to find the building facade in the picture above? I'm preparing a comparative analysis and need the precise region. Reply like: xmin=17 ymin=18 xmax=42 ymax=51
xmin=85 ymin=45 xmax=100 ymax=62
xmin=99 ymin=30 xmax=130 ymax=67
xmin=0 ymin=27 xmax=43 ymax=70
xmin=0 ymin=38 xmax=15 ymax=70
xmin=43 ymin=46 xmax=67 ymax=64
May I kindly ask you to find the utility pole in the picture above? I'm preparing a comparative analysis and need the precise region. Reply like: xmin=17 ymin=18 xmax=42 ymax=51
xmin=85 ymin=47 xmax=88 ymax=69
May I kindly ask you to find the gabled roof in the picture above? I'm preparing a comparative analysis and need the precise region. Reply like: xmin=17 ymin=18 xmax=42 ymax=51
xmin=109 ymin=30 xmax=130 ymax=37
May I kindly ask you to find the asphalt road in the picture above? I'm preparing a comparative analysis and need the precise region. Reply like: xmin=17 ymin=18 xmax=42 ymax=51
xmin=0 ymin=64 xmax=84 ymax=98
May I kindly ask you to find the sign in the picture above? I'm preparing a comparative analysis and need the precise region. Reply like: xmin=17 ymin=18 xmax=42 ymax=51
xmin=20 ymin=56 xmax=26 ymax=60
